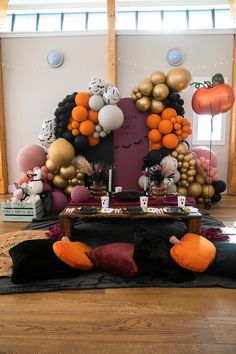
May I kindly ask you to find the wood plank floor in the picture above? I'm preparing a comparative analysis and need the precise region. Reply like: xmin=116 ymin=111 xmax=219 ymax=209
xmin=0 ymin=194 xmax=236 ymax=354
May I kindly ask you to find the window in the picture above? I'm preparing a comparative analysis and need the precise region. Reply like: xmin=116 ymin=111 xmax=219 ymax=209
xmin=189 ymin=10 xmax=213 ymax=29
xmin=163 ymin=11 xmax=187 ymax=30
xmin=87 ymin=12 xmax=107 ymax=30
xmin=63 ymin=13 xmax=86 ymax=31
xmin=13 ymin=14 xmax=36 ymax=32
xmin=138 ymin=11 xmax=162 ymax=30
xmin=116 ymin=11 xmax=136 ymax=30
xmin=215 ymin=9 xmax=231 ymax=28
xmin=192 ymin=112 xmax=226 ymax=145
xmin=38 ymin=14 xmax=61 ymax=32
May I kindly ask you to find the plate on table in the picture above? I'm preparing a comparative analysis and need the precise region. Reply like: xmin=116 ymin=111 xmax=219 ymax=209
xmin=114 ymin=190 xmax=143 ymax=201
xmin=99 ymin=208 xmax=114 ymax=214
xmin=123 ymin=206 xmax=144 ymax=215
xmin=163 ymin=206 xmax=190 ymax=215
xmin=79 ymin=206 xmax=97 ymax=215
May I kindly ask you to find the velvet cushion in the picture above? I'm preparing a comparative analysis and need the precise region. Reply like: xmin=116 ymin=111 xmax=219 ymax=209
xmin=133 ymin=226 xmax=195 ymax=283
xmin=9 ymin=239 xmax=80 ymax=284
xmin=88 ymin=243 xmax=138 ymax=278
xmin=53 ymin=241 xmax=94 ymax=270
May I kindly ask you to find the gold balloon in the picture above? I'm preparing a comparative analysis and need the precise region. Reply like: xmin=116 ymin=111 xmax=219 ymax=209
xmin=150 ymin=71 xmax=166 ymax=85
xmin=150 ymin=99 xmax=165 ymax=114
xmin=136 ymin=92 xmax=142 ymax=99
xmin=46 ymin=159 xmax=59 ymax=173
xmin=71 ymin=177 xmax=78 ymax=186
xmin=195 ymin=174 xmax=205 ymax=185
xmin=177 ymin=154 xmax=184 ymax=161
xmin=60 ymin=164 xmax=76 ymax=179
xmin=152 ymin=84 xmax=169 ymax=101
xmin=201 ymin=184 xmax=215 ymax=199
xmin=189 ymin=159 xmax=196 ymax=166
xmin=187 ymin=182 xmax=202 ymax=198
xmin=131 ymin=90 xmax=138 ymax=101
xmin=77 ymin=179 xmax=84 ymax=185
xmin=77 ymin=172 xmax=84 ymax=179
xmin=184 ymin=153 xmax=193 ymax=162
xmin=175 ymin=142 xmax=189 ymax=155
xmin=187 ymin=169 xmax=196 ymax=177
xmin=64 ymin=184 xmax=73 ymax=197
xmin=177 ymin=186 xmax=188 ymax=196
xmin=182 ymin=161 xmax=189 ymax=169
xmin=53 ymin=174 xmax=67 ymax=189
xmin=166 ymin=67 xmax=192 ymax=93
xmin=181 ymin=180 xmax=188 ymax=187
xmin=181 ymin=174 xmax=187 ymax=180
xmin=136 ymin=96 xmax=151 ymax=112
xmin=48 ymin=138 xmax=75 ymax=167
xmin=180 ymin=168 xmax=187 ymax=173
xmin=139 ymin=79 xmax=153 ymax=96
xmin=187 ymin=176 xmax=194 ymax=183
xmin=178 ymin=162 xmax=182 ymax=168
xmin=133 ymin=87 xmax=139 ymax=93
xmin=172 ymin=151 xmax=178 ymax=158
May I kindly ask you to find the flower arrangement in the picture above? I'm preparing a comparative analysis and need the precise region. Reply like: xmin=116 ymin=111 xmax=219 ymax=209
xmin=91 ymin=161 xmax=111 ymax=183
xmin=144 ymin=164 xmax=165 ymax=185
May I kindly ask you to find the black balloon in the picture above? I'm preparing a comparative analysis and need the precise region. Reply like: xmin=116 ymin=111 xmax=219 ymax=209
xmin=74 ymin=135 xmax=89 ymax=152
xmin=62 ymin=131 xmax=75 ymax=144
xmin=212 ymin=180 xmax=226 ymax=194
xmin=211 ymin=193 xmax=222 ymax=203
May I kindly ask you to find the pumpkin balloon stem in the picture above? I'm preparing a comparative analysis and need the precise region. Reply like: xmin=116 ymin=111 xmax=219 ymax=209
xmin=190 ymin=82 xmax=206 ymax=89
xmin=212 ymin=73 xmax=225 ymax=86
xmin=203 ymin=81 xmax=213 ymax=88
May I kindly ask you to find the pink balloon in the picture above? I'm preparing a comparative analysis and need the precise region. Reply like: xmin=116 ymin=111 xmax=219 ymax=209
xmin=17 ymin=144 xmax=46 ymax=173
xmin=71 ymin=186 xmax=90 ymax=203
xmin=191 ymin=146 xmax=217 ymax=168
xmin=47 ymin=173 xmax=54 ymax=181
xmin=50 ymin=191 xmax=68 ymax=215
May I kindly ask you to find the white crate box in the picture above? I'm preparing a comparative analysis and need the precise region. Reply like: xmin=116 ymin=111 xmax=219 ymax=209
xmin=1 ymin=199 xmax=45 ymax=222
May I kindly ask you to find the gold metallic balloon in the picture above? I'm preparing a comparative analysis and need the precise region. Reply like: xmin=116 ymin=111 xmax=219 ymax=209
xmin=187 ymin=176 xmax=194 ymax=183
xmin=180 ymin=168 xmax=187 ymax=173
xmin=64 ymin=184 xmax=73 ymax=197
xmin=181 ymin=180 xmax=188 ymax=187
xmin=166 ymin=67 xmax=192 ymax=93
xmin=60 ymin=164 xmax=76 ymax=179
xmin=175 ymin=142 xmax=189 ymax=155
xmin=136 ymin=96 xmax=151 ymax=111
xmin=77 ymin=172 xmax=84 ymax=179
xmin=201 ymin=184 xmax=215 ymax=199
xmin=150 ymin=71 xmax=166 ymax=85
xmin=131 ymin=90 xmax=138 ymax=101
xmin=187 ymin=169 xmax=196 ymax=177
xmin=46 ymin=159 xmax=59 ymax=173
xmin=139 ymin=79 xmax=153 ymax=96
xmin=195 ymin=174 xmax=205 ymax=185
xmin=152 ymin=83 xmax=169 ymax=101
xmin=53 ymin=174 xmax=67 ymax=189
xmin=184 ymin=153 xmax=193 ymax=162
xmin=182 ymin=161 xmax=189 ymax=169
xmin=172 ymin=151 xmax=178 ymax=158
xmin=189 ymin=159 xmax=196 ymax=166
xmin=48 ymin=138 xmax=75 ymax=167
xmin=71 ymin=177 xmax=78 ymax=186
xmin=177 ymin=186 xmax=188 ymax=196
xmin=136 ymin=92 xmax=142 ymax=99
xmin=187 ymin=182 xmax=202 ymax=198
xmin=181 ymin=173 xmax=187 ymax=180
xmin=77 ymin=179 xmax=84 ymax=185
xmin=177 ymin=154 xmax=184 ymax=161
xmin=150 ymin=99 xmax=165 ymax=114
xmin=178 ymin=162 xmax=182 ymax=168
xmin=133 ymin=87 xmax=139 ymax=93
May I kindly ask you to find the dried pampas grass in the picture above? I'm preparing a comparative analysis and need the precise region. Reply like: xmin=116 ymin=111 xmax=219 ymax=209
xmin=74 ymin=155 xmax=93 ymax=176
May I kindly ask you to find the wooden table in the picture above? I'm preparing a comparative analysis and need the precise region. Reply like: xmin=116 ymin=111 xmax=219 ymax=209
xmin=59 ymin=206 xmax=202 ymax=240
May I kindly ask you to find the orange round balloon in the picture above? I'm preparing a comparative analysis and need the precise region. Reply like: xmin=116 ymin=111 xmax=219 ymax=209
xmin=79 ymin=120 xmax=95 ymax=136
xmin=88 ymin=136 xmax=100 ymax=147
xmin=158 ymin=120 xmax=173 ymax=134
xmin=72 ymin=128 xmax=79 ymax=136
xmin=72 ymin=106 xmax=88 ymax=122
xmin=88 ymin=110 xmax=99 ymax=123
xmin=148 ymin=129 xmax=162 ymax=143
xmin=75 ymin=92 xmax=90 ymax=108
xmin=162 ymin=133 xmax=178 ymax=149
xmin=146 ymin=114 xmax=161 ymax=129
xmin=161 ymin=107 xmax=177 ymax=120
xmin=150 ymin=142 xmax=163 ymax=150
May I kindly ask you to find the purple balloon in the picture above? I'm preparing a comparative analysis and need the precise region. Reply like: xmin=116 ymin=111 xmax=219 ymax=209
xmin=50 ymin=191 xmax=68 ymax=215
xmin=71 ymin=186 xmax=90 ymax=203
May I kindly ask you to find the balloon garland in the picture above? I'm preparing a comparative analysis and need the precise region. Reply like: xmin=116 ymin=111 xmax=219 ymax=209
xmin=53 ymin=78 xmax=124 ymax=153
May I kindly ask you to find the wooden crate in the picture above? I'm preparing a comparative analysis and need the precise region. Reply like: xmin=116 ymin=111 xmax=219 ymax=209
xmin=1 ymin=199 xmax=45 ymax=222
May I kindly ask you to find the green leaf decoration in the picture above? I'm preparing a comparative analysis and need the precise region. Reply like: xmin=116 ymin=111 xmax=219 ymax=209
xmin=212 ymin=73 xmax=224 ymax=86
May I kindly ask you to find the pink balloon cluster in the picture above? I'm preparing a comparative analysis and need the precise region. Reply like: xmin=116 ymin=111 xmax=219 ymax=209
xmin=197 ymin=156 xmax=218 ymax=184
xmin=18 ymin=166 xmax=55 ymax=190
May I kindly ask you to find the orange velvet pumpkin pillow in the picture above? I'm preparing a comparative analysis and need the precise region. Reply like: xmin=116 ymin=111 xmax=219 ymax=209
xmin=170 ymin=233 xmax=216 ymax=272
xmin=53 ymin=241 xmax=94 ymax=270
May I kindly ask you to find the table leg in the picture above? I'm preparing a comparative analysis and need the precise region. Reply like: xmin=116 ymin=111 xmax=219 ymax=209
xmin=187 ymin=218 xmax=201 ymax=234
xmin=60 ymin=217 xmax=74 ymax=240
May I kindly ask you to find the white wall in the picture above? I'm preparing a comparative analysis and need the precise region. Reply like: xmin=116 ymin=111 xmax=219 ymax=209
xmin=1 ymin=32 xmax=234 ymax=188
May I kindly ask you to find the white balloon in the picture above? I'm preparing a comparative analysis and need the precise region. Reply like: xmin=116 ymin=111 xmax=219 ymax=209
xmin=88 ymin=95 xmax=105 ymax=111
xmin=99 ymin=131 xmax=107 ymax=138
xmin=93 ymin=131 xmax=100 ymax=138
xmin=138 ymin=175 xmax=150 ymax=189
xmin=103 ymin=86 xmax=121 ymax=105
xmin=98 ymin=105 xmax=124 ymax=131
xmin=88 ymin=77 xmax=106 ymax=96
xmin=173 ymin=170 xmax=181 ymax=183
xmin=161 ymin=155 xmax=178 ymax=176
xmin=167 ymin=183 xmax=177 ymax=194
xmin=95 ymin=124 xmax=102 ymax=132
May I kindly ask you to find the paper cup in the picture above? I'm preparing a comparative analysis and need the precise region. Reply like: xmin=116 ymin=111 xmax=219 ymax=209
xmin=177 ymin=195 xmax=186 ymax=207
xmin=101 ymin=196 xmax=109 ymax=208
xmin=140 ymin=196 xmax=148 ymax=208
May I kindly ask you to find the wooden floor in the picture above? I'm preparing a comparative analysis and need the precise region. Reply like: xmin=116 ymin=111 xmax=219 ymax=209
xmin=0 ymin=194 xmax=236 ymax=354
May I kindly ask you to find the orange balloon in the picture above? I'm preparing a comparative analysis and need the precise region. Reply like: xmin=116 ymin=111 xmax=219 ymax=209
xmin=72 ymin=128 xmax=79 ymax=136
xmin=158 ymin=120 xmax=173 ymax=134
xmin=79 ymin=120 xmax=95 ymax=136
xmin=88 ymin=136 xmax=100 ymax=147
xmin=162 ymin=133 xmax=178 ymax=149
xmin=161 ymin=107 xmax=177 ymax=120
xmin=150 ymin=142 xmax=163 ymax=150
xmin=75 ymin=92 xmax=90 ymax=108
xmin=71 ymin=120 xmax=79 ymax=129
xmin=148 ymin=129 xmax=162 ymax=143
xmin=72 ymin=106 xmax=88 ymax=122
xmin=176 ymin=115 xmax=184 ymax=123
xmin=88 ymin=110 xmax=99 ymax=123
xmin=146 ymin=114 xmax=161 ymax=129
xmin=174 ymin=122 xmax=181 ymax=130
